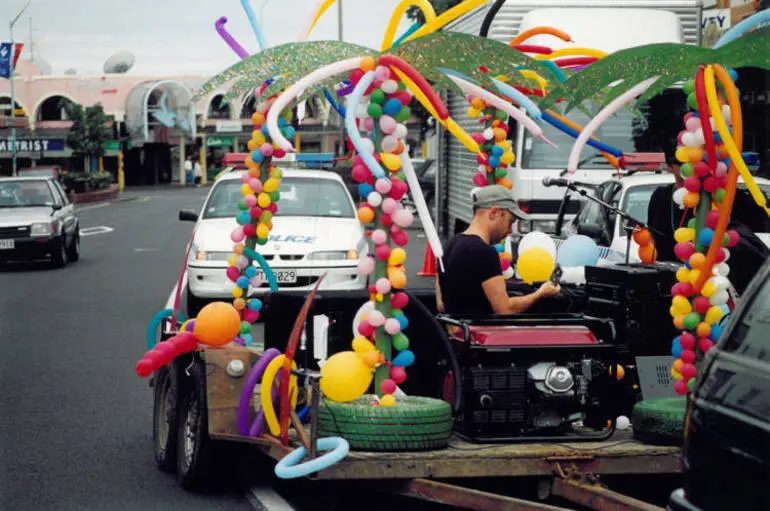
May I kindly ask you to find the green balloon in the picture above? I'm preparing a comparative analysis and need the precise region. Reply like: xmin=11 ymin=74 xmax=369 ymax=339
xmin=238 ymin=200 xmax=248 ymax=210
xmin=269 ymin=191 xmax=280 ymax=202
xmin=394 ymin=106 xmax=411 ymax=123
xmin=392 ymin=332 xmax=410 ymax=351
xmin=683 ymin=312 xmax=701 ymax=330
xmin=687 ymin=92 xmax=699 ymax=111
xmin=370 ymin=89 xmax=386 ymax=105
xmin=680 ymin=163 xmax=694 ymax=177
xmin=397 ymin=81 xmax=407 ymax=91
xmin=683 ymin=80 xmax=696 ymax=95
xmin=495 ymin=109 xmax=508 ymax=121
xmin=494 ymin=168 xmax=507 ymax=179
xmin=283 ymin=110 xmax=293 ymax=122
xmin=392 ymin=308 xmax=404 ymax=316
xmin=256 ymin=237 xmax=268 ymax=245
xmin=715 ymin=188 xmax=726 ymax=203
xmin=723 ymin=233 xmax=730 ymax=246
xmin=367 ymin=103 xmax=383 ymax=118
xmin=270 ymin=167 xmax=283 ymax=179
xmin=261 ymin=211 xmax=273 ymax=223
xmin=687 ymin=378 xmax=696 ymax=391
xmin=240 ymin=321 xmax=252 ymax=334
xmin=688 ymin=219 xmax=697 ymax=229
xmin=395 ymin=171 xmax=406 ymax=181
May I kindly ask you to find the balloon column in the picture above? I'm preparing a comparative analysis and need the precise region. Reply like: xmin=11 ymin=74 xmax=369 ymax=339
xmin=667 ymin=64 xmax=769 ymax=394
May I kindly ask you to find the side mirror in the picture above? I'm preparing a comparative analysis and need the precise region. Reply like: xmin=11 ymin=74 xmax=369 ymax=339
xmin=51 ymin=203 xmax=63 ymax=211
xmin=179 ymin=209 xmax=199 ymax=222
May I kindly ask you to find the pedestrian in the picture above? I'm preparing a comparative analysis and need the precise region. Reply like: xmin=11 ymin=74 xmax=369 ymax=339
xmin=184 ymin=155 xmax=193 ymax=186
xmin=193 ymin=158 xmax=202 ymax=187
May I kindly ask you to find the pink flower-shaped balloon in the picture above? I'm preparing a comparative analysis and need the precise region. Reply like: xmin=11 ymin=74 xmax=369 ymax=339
xmin=392 ymin=209 xmax=414 ymax=228
xmin=371 ymin=229 xmax=387 ymax=245
xmin=244 ymin=194 xmax=257 ymax=207
xmin=231 ymin=227 xmax=245 ymax=243
xmin=367 ymin=310 xmax=385 ymax=327
xmin=384 ymin=318 xmax=401 ymax=335
xmin=375 ymin=278 xmax=391 ymax=295
xmin=381 ymin=198 xmax=399 ymax=215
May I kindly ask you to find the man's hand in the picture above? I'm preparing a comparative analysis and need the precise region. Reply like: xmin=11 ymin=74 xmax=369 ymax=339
xmin=537 ymin=281 xmax=561 ymax=298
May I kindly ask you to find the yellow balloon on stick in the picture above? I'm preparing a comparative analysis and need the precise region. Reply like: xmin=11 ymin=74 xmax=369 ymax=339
xmin=320 ymin=351 xmax=374 ymax=403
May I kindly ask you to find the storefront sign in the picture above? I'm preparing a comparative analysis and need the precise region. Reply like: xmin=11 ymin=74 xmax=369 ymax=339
xmin=0 ymin=138 xmax=65 ymax=153
xmin=103 ymin=140 xmax=120 ymax=152
xmin=215 ymin=120 xmax=243 ymax=133
xmin=206 ymin=136 xmax=234 ymax=148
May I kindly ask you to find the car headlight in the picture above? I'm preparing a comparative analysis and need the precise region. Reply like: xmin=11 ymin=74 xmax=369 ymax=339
xmin=308 ymin=250 xmax=358 ymax=261
xmin=30 ymin=222 xmax=55 ymax=236
xmin=192 ymin=250 xmax=231 ymax=262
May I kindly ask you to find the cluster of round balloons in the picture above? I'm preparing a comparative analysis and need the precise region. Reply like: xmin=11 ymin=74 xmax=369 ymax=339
xmin=515 ymin=232 xmax=601 ymax=284
xmin=668 ymin=69 xmax=742 ymax=395
xmin=135 ymin=301 xmax=242 ymax=377
xmin=493 ymin=242 xmax=515 ymax=280
xmin=466 ymin=97 xmax=516 ymax=190
xmin=633 ymin=228 xmax=657 ymax=264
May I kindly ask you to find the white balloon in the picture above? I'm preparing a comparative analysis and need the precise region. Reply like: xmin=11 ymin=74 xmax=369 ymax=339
xmin=381 ymin=80 xmax=399 ymax=94
xmin=477 ymin=164 xmax=487 ymax=173
xmin=710 ymin=290 xmax=730 ymax=306
xmin=352 ymin=300 xmax=376 ymax=337
xmin=673 ymin=188 xmax=687 ymax=208
xmin=713 ymin=275 xmax=730 ymax=290
xmin=394 ymin=124 xmax=408 ymax=139
xmin=367 ymin=191 xmax=382 ymax=207
xmin=716 ymin=263 xmax=730 ymax=277
xmin=682 ymin=132 xmax=699 ymax=148
xmin=721 ymin=248 xmax=730 ymax=262
xmin=518 ymin=231 xmax=557 ymax=259
xmin=694 ymin=127 xmax=705 ymax=145
xmin=502 ymin=267 xmax=515 ymax=279
xmin=616 ymin=416 xmax=631 ymax=431
xmin=483 ymin=128 xmax=495 ymax=140
xmin=399 ymin=153 xmax=445 ymax=267
xmin=381 ymin=135 xmax=399 ymax=153
xmin=722 ymin=104 xmax=731 ymax=124
xmin=358 ymin=138 xmax=375 ymax=154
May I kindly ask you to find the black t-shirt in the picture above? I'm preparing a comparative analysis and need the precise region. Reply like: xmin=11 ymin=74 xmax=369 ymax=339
xmin=438 ymin=234 xmax=501 ymax=316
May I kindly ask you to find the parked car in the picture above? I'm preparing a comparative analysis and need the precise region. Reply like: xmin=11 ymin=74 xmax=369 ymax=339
xmin=556 ymin=173 xmax=770 ymax=262
xmin=178 ymin=168 xmax=366 ymax=314
xmin=668 ymin=259 xmax=770 ymax=510
xmin=18 ymin=165 xmax=69 ymax=194
xmin=0 ymin=176 xmax=80 ymax=268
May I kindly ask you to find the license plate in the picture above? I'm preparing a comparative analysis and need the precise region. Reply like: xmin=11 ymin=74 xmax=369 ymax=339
xmin=0 ymin=240 xmax=14 ymax=250
xmin=256 ymin=270 xmax=297 ymax=284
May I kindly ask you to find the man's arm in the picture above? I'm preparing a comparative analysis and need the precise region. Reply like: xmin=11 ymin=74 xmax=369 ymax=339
xmin=435 ymin=277 xmax=445 ymax=313
xmin=482 ymin=275 xmax=559 ymax=315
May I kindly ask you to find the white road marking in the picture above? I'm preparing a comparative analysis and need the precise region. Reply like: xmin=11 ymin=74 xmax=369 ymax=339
xmin=80 ymin=226 xmax=114 ymax=237
xmin=76 ymin=202 xmax=111 ymax=212
xmin=247 ymin=486 xmax=296 ymax=511
xmin=134 ymin=248 xmax=159 ymax=252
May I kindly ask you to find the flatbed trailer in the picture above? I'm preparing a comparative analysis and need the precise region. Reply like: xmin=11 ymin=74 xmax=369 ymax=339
xmin=185 ymin=347 xmax=681 ymax=511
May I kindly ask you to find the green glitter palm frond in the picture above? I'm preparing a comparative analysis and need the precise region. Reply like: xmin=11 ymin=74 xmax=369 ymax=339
xmin=541 ymin=26 xmax=770 ymax=112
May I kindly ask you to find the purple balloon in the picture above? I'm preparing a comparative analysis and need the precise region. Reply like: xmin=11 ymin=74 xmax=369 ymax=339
xmin=237 ymin=348 xmax=281 ymax=437
xmin=216 ymin=17 xmax=250 ymax=60
xmin=249 ymin=381 xmax=280 ymax=437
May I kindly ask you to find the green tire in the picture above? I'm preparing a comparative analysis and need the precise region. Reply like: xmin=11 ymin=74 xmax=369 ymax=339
xmin=632 ymin=397 xmax=688 ymax=446
xmin=318 ymin=395 xmax=453 ymax=452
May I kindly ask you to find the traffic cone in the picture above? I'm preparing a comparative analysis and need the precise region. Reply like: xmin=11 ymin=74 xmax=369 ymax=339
xmin=417 ymin=244 xmax=438 ymax=277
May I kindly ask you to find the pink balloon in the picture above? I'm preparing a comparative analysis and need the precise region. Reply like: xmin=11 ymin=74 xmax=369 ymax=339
xmin=371 ymin=229 xmax=388 ymax=245
xmin=380 ymin=115 xmax=397 ymax=134
xmin=231 ymin=227 xmax=245 ymax=243
xmin=473 ymin=173 xmax=488 ymax=187
xmin=244 ymin=194 xmax=257 ymax=207
xmin=236 ymin=255 xmax=249 ymax=268
xmin=375 ymin=65 xmax=391 ymax=81
xmin=380 ymin=378 xmax=397 ymax=395
xmin=260 ymin=143 xmax=274 ymax=157
xmin=392 ymin=209 xmax=414 ymax=228
xmin=375 ymin=244 xmax=392 ymax=261
xmin=391 ymin=230 xmax=409 ymax=247
xmin=226 ymin=266 xmax=241 ymax=282
xmin=391 ymin=292 xmax=409 ymax=309
xmin=685 ymin=117 xmax=701 ymax=132
xmin=358 ymin=256 xmax=375 ymax=275
xmin=249 ymin=178 xmax=263 ymax=193
xmin=390 ymin=366 xmax=407 ymax=384
xmin=389 ymin=179 xmax=407 ymax=200
xmin=715 ymin=161 xmax=728 ymax=177
xmin=367 ymin=310 xmax=385 ymax=327
xmin=243 ymin=308 xmax=260 ymax=323
xmin=241 ymin=172 xmax=251 ymax=183
xmin=677 ymin=130 xmax=687 ymax=145
xmin=249 ymin=276 xmax=262 ymax=287
xmin=385 ymin=318 xmax=401 ymax=335
xmin=381 ymin=197 xmax=399 ymax=215
xmin=363 ymin=117 xmax=374 ymax=131
xmin=500 ymin=258 xmax=511 ymax=271
xmin=375 ymin=178 xmax=392 ymax=194
xmin=352 ymin=164 xmax=370 ymax=183
xmin=471 ymin=132 xmax=486 ymax=144
xmin=375 ymin=278 xmax=392 ymax=295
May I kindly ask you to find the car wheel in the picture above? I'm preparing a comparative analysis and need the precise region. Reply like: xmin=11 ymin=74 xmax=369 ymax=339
xmin=153 ymin=364 xmax=179 ymax=473
xmin=51 ymin=236 xmax=68 ymax=269
xmin=67 ymin=229 xmax=80 ymax=262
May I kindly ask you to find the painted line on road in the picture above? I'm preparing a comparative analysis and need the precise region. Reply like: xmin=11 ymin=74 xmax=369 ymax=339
xmin=134 ymin=248 xmax=159 ymax=252
xmin=80 ymin=226 xmax=114 ymax=237
xmin=76 ymin=202 xmax=111 ymax=212
xmin=247 ymin=486 xmax=297 ymax=511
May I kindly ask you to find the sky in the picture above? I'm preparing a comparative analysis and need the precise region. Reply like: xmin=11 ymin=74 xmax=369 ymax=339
xmin=0 ymin=0 xmax=413 ymax=77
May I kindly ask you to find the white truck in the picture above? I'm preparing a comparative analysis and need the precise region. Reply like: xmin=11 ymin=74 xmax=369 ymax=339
xmin=439 ymin=0 xmax=703 ymax=238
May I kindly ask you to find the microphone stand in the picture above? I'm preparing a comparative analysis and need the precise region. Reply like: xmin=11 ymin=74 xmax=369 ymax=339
xmin=561 ymin=181 xmax=666 ymax=265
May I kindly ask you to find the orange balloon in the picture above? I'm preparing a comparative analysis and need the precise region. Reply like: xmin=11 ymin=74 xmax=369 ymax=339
xmin=497 ymin=178 xmax=513 ymax=189
xmin=673 ymin=315 xmax=685 ymax=330
xmin=688 ymin=147 xmax=704 ymax=163
xmin=683 ymin=192 xmax=700 ymax=208
xmin=248 ymin=168 xmax=260 ymax=178
xmin=247 ymin=139 xmax=258 ymax=152
xmin=193 ymin=302 xmax=242 ymax=346
xmin=639 ymin=243 xmax=657 ymax=264
xmin=252 ymin=112 xmax=265 ymax=125
xmin=360 ymin=56 xmax=376 ymax=71
xmin=388 ymin=267 xmax=407 ymax=289
xmin=358 ymin=207 xmax=375 ymax=224
xmin=673 ymin=358 xmax=684 ymax=372
xmin=499 ymin=251 xmax=513 ymax=261
xmin=233 ymin=298 xmax=246 ymax=310
xmin=689 ymin=252 xmax=706 ymax=270
xmin=633 ymin=228 xmax=651 ymax=246
xmin=696 ymin=322 xmax=711 ymax=338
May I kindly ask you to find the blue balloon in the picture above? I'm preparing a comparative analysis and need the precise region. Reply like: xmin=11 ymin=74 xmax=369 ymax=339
xmin=699 ymin=228 xmax=714 ymax=247
xmin=278 ymin=118 xmax=287 ymax=128
xmin=261 ymin=124 xmax=270 ymax=136
xmin=245 ymin=266 xmax=257 ymax=278
xmin=238 ymin=211 xmax=252 ymax=225
xmin=241 ymin=333 xmax=253 ymax=346
xmin=671 ymin=337 xmax=683 ymax=358
xmin=248 ymin=298 xmax=263 ymax=311
xmin=358 ymin=183 xmax=374 ymax=198
xmin=491 ymin=145 xmax=504 ymax=157
xmin=383 ymin=98 xmax=403 ymax=116
xmin=253 ymin=151 xmax=265 ymax=163
xmin=283 ymin=126 xmax=296 ymax=139
xmin=396 ymin=315 xmax=409 ymax=330
xmin=237 ymin=276 xmax=250 ymax=289
xmin=713 ymin=131 xmax=723 ymax=143
xmin=494 ymin=243 xmax=504 ymax=253
xmin=728 ymin=69 xmax=738 ymax=81
xmin=709 ymin=325 xmax=723 ymax=342
xmin=488 ymin=156 xmax=500 ymax=168
xmin=557 ymin=235 xmax=600 ymax=267
xmin=392 ymin=350 xmax=415 ymax=368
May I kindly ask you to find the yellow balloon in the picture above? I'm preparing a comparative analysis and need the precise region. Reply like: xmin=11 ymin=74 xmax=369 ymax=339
xmin=320 ymin=351 xmax=373 ymax=403
xmin=675 ymin=146 xmax=690 ymax=164
xmin=388 ymin=267 xmax=407 ymax=289
xmin=517 ymin=247 xmax=555 ymax=285
xmin=241 ymin=183 xmax=254 ymax=197
xmin=705 ymin=306 xmax=723 ymax=325
xmin=263 ymin=178 xmax=280 ymax=193
xmin=701 ymin=280 xmax=717 ymax=298
xmin=671 ymin=367 xmax=683 ymax=381
xmin=501 ymin=151 xmax=515 ymax=165
xmin=256 ymin=223 xmax=270 ymax=239
xmin=261 ymin=355 xmax=298 ymax=436
xmin=232 ymin=287 xmax=243 ymax=298
xmin=252 ymin=131 xmax=266 ymax=145
xmin=676 ymin=267 xmax=691 ymax=283
xmin=688 ymin=269 xmax=702 ymax=285
xmin=669 ymin=305 xmax=679 ymax=318
xmin=380 ymin=153 xmax=402 ymax=172
xmin=358 ymin=350 xmax=380 ymax=368
xmin=380 ymin=394 xmax=396 ymax=407
xmin=352 ymin=336 xmax=376 ymax=353
xmin=674 ymin=228 xmax=695 ymax=243
xmin=388 ymin=247 xmax=407 ymax=266
xmin=380 ymin=0 xmax=437 ymax=50
xmin=228 ymin=256 xmax=237 ymax=266
xmin=467 ymin=106 xmax=481 ymax=119
xmin=672 ymin=295 xmax=692 ymax=315
xmin=257 ymin=193 xmax=271 ymax=208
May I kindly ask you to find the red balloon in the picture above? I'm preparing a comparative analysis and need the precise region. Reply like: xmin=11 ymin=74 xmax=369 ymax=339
xmin=172 ymin=332 xmax=199 ymax=354
xmin=703 ymin=177 xmax=717 ymax=193
xmin=226 ymin=266 xmax=241 ymax=282
xmin=267 ymin=203 xmax=278 ymax=214
xmin=699 ymin=338 xmax=714 ymax=353
xmin=693 ymin=296 xmax=711 ymax=314
xmin=391 ymin=230 xmax=409 ymax=247
xmin=381 ymin=214 xmax=393 ymax=226
xmin=675 ymin=380 xmax=689 ymax=395
xmin=353 ymin=155 xmax=364 ymax=167
xmin=390 ymin=366 xmax=407 ymax=384
xmin=727 ymin=230 xmax=740 ymax=247
xmin=684 ymin=177 xmax=701 ymax=193
xmin=680 ymin=332 xmax=696 ymax=350
xmin=155 ymin=342 xmax=177 ymax=365
xmin=675 ymin=242 xmax=695 ymax=261
xmin=135 ymin=359 xmax=154 ymax=377
xmin=680 ymin=349 xmax=696 ymax=364
xmin=693 ymin=161 xmax=710 ymax=178
xmin=705 ymin=210 xmax=721 ymax=230
xmin=243 ymin=224 xmax=256 ymax=237
xmin=381 ymin=379 xmax=398 ymax=395
xmin=358 ymin=321 xmax=375 ymax=337
xmin=144 ymin=350 xmax=164 ymax=369
xmin=349 ymin=69 xmax=365 ymax=85
xmin=273 ymin=148 xmax=286 ymax=159
xmin=679 ymin=282 xmax=695 ymax=297
xmin=375 ymin=244 xmax=392 ymax=261
xmin=500 ymin=258 xmax=511 ymax=271
xmin=392 ymin=91 xmax=412 ymax=106
xmin=377 ymin=55 xmax=450 ymax=119
xmin=716 ymin=248 xmax=727 ymax=263
xmin=391 ymin=292 xmax=409 ymax=309
xmin=681 ymin=363 xmax=697 ymax=381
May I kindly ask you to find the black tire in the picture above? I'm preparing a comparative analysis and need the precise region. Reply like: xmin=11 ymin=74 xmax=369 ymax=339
xmin=66 ymin=229 xmax=80 ymax=262
xmin=632 ymin=397 xmax=688 ymax=446
xmin=50 ymin=235 xmax=67 ymax=269
xmin=318 ymin=395 xmax=453 ymax=452
xmin=186 ymin=286 xmax=206 ymax=318
xmin=153 ymin=364 xmax=179 ymax=473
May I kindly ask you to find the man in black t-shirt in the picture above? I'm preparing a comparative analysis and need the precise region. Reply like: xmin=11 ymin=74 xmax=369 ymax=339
xmin=437 ymin=185 xmax=561 ymax=315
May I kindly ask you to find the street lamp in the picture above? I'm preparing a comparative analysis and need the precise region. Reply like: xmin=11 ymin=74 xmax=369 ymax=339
xmin=9 ymin=0 xmax=32 ymax=177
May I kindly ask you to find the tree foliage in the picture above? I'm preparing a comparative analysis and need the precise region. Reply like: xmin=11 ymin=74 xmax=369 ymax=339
xmin=406 ymin=0 xmax=463 ymax=25
xmin=59 ymin=101 xmax=111 ymax=171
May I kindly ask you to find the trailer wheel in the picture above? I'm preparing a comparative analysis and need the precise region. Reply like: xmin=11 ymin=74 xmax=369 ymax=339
xmin=176 ymin=358 xmax=232 ymax=491
xmin=153 ymin=365 xmax=179 ymax=473
xmin=318 ymin=395 xmax=453 ymax=451
xmin=631 ymin=397 xmax=687 ymax=446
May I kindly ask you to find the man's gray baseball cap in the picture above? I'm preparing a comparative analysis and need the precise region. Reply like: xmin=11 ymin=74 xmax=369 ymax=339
xmin=472 ymin=185 xmax=531 ymax=221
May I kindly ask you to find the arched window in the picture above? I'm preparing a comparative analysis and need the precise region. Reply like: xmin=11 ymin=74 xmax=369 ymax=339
xmin=207 ymin=94 xmax=230 ymax=120
xmin=36 ymin=95 xmax=75 ymax=122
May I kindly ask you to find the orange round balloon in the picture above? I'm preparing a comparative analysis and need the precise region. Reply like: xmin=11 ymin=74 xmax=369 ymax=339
xmin=673 ymin=314 xmax=685 ymax=330
xmin=639 ymin=243 xmax=657 ymax=264
xmin=497 ymin=178 xmax=513 ymax=189
xmin=633 ymin=228 xmax=651 ymax=246
xmin=193 ymin=302 xmax=242 ymax=346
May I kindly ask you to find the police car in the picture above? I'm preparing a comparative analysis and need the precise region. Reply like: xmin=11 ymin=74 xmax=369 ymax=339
xmin=179 ymin=168 xmax=366 ymax=313
xmin=558 ymin=173 xmax=770 ymax=263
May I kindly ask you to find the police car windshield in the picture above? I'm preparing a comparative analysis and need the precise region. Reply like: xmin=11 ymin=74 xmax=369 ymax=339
xmin=203 ymin=176 xmax=355 ymax=219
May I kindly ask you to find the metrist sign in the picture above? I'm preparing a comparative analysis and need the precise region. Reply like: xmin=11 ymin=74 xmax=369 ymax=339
xmin=0 ymin=138 xmax=66 ymax=154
